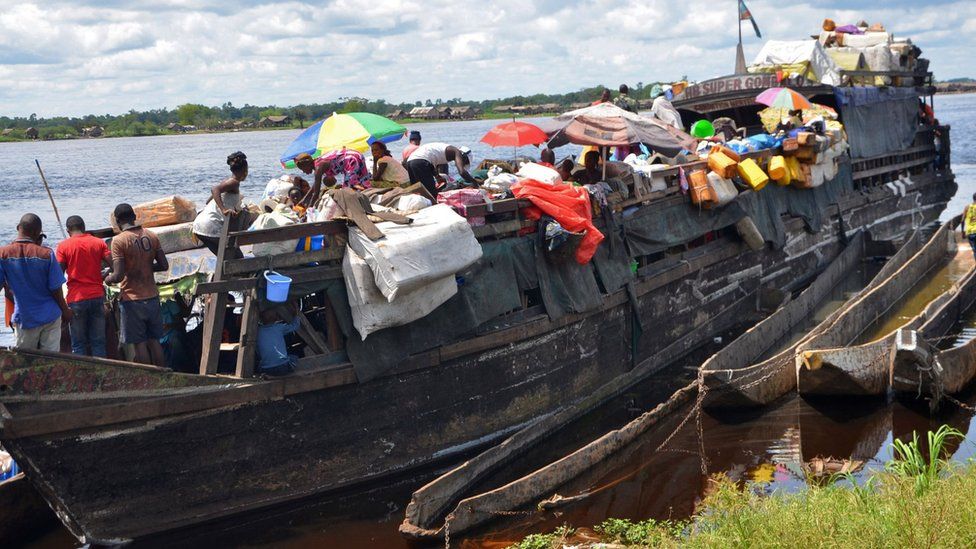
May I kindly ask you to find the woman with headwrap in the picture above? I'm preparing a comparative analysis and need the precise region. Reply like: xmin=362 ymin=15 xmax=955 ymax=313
xmin=293 ymin=148 xmax=371 ymax=205
xmin=192 ymin=151 xmax=248 ymax=259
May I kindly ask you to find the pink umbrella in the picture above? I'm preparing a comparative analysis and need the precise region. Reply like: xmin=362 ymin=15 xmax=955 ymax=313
xmin=755 ymin=87 xmax=813 ymax=110
xmin=480 ymin=121 xmax=549 ymax=158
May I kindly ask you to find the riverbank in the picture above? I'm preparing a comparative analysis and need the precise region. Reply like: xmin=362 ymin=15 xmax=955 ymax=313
xmin=511 ymin=427 xmax=976 ymax=549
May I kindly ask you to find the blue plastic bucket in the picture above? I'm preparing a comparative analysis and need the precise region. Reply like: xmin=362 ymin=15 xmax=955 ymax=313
xmin=264 ymin=270 xmax=292 ymax=303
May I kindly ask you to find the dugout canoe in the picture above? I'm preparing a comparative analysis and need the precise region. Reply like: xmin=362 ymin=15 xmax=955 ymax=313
xmin=699 ymin=229 xmax=920 ymax=409
xmin=0 ymin=472 xmax=58 ymax=545
xmin=892 ymin=265 xmax=976 ymax=402
xmin=796 ymin=221 xmax=966 ymax=397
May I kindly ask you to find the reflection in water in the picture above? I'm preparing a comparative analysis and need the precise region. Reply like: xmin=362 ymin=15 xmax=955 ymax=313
xmin=463 ymin=390 xmax=976 ymax=549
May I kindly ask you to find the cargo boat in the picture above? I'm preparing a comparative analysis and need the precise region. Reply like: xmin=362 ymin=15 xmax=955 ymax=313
xmin=0 ymin=42 xmax=957 ymax=544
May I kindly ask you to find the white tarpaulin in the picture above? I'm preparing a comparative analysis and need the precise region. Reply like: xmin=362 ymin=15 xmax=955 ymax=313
xmin=347 ymin=204 xmax=482 ymax=302
xmin=343 ymin=246 xmax=457 ymax=339
xmin=750 ymin=40 xmax=843 ymax=86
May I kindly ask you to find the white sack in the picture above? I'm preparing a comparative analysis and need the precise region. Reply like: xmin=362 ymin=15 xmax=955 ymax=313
xmin=343 ymin=246 xmax=457 ymax=339
xmin=750 ymin=39 xmax=842 ymax=86
xmin=516 ymin=162 xmax=562 ymax=185
xmin=248 ymin=206 xmax=300 ymax=257
xmin=397 ymin=194 xmax=433 ymax=212
xmin=152 ymin=222 xmax=204 ymax=254
xmin=347 ymin=204 xmax=482 ymax=302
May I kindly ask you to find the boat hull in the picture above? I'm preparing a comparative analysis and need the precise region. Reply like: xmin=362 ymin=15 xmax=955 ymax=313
xmin=0 ymin=169 xmax=956 ymax=543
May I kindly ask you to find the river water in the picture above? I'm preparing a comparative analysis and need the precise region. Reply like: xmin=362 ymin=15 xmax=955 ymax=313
xmin=10 ymin=94 xmax=976 ymax=548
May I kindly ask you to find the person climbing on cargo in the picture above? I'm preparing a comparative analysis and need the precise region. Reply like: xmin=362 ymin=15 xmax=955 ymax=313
xmin=105 ymin=203 xmax=169 ymax=367
xmin=961 ymin=193 xmax=976 ymax=259
xmin=56 ymin=215 xmax=111 ymax=357
xmin=294 ymin=148 xmax=371 ymax=204
xmin=0 ymin=214 xmax=71 ymax=352
xmin=193 ymin=151 xmax=248 ymax=260
xmin=405 ymin=142 xmax=476 ymax=198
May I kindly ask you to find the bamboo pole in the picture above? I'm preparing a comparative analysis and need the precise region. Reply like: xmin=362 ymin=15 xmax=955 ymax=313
xmin=34 ymin=159 xmax=67 ymax=240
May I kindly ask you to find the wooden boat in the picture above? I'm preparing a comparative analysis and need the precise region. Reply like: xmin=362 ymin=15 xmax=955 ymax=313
xmin=892 ymin=265 xmax=976 ymax=401
xmin=2 ymin=52 xmax=958 ymax=545
xmin=700 ymin=229 xmax=919 ymax=409
xmin=796 ymin=221 xmax=967 ymax=396
xmin=0 ymin=471 xmax=58 ymax=545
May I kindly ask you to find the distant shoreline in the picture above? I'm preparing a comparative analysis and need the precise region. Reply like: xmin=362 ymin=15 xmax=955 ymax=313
xmin=0 ymin=111 xmax=558 ymax=144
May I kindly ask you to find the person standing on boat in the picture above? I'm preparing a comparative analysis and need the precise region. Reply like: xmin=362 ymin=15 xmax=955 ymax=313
xmin=613 ymin=84 xmax=638 ymax=113
xmin=961 ymin=192 xmax=976 ymax=259
xmin=193 ymin=151 xmax=248 ymax=260
xmin=56 ymin=215 xmax=111 ymax=357
xmin=405 ymin=142 xmax=476 ymax=198
xmin=401 ymin=130 xmax=422 ymax=163
xmin=0 ymin=214 xmax=71 ymax=352
xmin=293 ymin=148 xmax=371 ymax=205
xmin=104 ymin=203 xmax=169 ymax=367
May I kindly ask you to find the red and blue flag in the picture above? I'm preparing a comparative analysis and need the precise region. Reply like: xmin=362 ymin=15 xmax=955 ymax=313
xmin=739 ymin=0 xmax=761 ymax=38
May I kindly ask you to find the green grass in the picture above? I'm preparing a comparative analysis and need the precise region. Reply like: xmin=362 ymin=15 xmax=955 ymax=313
xmin=508 ymin=426 xmax=976 ymax=548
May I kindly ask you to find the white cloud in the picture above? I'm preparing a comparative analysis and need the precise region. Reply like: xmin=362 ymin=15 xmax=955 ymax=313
xmin=0 ymin=0 xmax=971 ymax=117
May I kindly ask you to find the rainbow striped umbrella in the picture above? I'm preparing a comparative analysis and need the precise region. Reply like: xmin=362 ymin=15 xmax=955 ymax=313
xmin=280 ymin=112 xmax=406 ymax=168
xmin=755 ymin=87 xmax=812 ymax=110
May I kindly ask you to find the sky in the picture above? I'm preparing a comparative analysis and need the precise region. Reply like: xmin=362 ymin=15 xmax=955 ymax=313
xmin=0 ymin=0 xmax=973 ymax=118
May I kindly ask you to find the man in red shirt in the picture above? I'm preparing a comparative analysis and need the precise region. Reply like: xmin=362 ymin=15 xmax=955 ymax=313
xmin=56 ymin=216 xmax=111 ymax=357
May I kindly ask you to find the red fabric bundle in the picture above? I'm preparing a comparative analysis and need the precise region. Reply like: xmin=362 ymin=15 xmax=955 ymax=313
xmin=511 ymin=179 xmax=604 ymax=264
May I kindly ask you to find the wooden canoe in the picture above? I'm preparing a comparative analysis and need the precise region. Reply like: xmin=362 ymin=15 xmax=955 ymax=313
xmin=398 ymin=234 xmax=905 ymax=539
xmin=892 ymin=265 xmax=976 ymax=402
xmin=0 ymin=472 xmax=58 ymax=545
xmin=797 ymin=221 xmax=967 ymax=396
xmin=700 ymin=229 xmax=916 ymax=409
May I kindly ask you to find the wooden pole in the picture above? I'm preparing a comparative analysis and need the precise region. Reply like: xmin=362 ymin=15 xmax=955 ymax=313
xmin=34 ymin=159 xmax=68 ymax=240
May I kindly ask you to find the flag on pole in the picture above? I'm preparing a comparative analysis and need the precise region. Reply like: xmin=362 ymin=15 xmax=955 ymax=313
xmin=739 ymin=0 xmax=761 ymax=38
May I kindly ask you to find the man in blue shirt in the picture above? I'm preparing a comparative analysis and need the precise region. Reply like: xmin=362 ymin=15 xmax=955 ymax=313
xmin=0 ymin=214 xmax=71 ymax=352
xmin=257 ymin=303 xmax=300 ymax=376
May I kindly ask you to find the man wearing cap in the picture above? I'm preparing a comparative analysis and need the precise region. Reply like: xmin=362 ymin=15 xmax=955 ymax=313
xmin=0 ymin=213 xmax=71 ymax=352
xmin=405 ymin=142 xmax=476 ymax=198
xmin=402 ymin=130 xmax=422 ymax=163
xmin=104 ymin=203 xmax=168 ymax=367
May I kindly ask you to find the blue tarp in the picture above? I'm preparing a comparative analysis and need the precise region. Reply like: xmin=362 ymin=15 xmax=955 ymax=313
xmin=835 ymin=87 xmax=919 ymax=159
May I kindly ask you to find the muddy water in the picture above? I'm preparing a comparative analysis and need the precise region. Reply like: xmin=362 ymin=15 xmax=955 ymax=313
xmin=460 ymin=390 xmax=976 ymax=549
xmin=859 ymin=237 xmax=975 ymax=343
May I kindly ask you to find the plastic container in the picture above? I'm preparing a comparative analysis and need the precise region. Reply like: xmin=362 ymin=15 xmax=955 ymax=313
xmin=737 ymin=158 xmax=769 ymax=191
xmin=688 ymin=169 xmax=715 ymax=205
xmin=296 ymin=235 xmax=324 ymax=252
xmin=264 ymin=271 xmax=292 ymax=303
xmin=706 ymin=171 xmax=738 ymax=208
xmin=784 ymin=156 xmax=803 ymax=182
xmin=707 ymin=150 xmax=738 ymax=179
xmin=711 ymin=144 xmax=741 ymax=163
xmin=690 ymin=120 xmax=715 ymax=139
xmin=768 ymin=155 xmax=789 ymax=185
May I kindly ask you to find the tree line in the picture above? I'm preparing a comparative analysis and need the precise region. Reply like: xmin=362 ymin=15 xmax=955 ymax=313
xmin=0 ymin=82 xmax=669 ymax=140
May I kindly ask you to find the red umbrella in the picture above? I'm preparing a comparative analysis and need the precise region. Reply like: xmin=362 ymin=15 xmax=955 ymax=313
xmin=480 ymin=121 xmax=549 ymax=147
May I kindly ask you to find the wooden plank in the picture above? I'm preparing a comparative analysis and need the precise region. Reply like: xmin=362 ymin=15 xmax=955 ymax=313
xmin=199 ymin=215 xmax=233 ymax=376
xmin=462 ymin=199 xmax=531 ymax=217
xmin=323 ymin=298 xmax=344 ymax=351
xmin=231 ymin=220 xmax=347 ymax=246
xmin=222 ymin=248 xmax=344 ymax=276
xmin=235 ymin=289 xmax=260 ymax=378
xmin=472 ymin=219 xmax=533 ymax=239
xmin=296 ymin=310 xmax=331 ymax=354
xmin=2 ymin=382 xmax=284 ymax=439
xmin=853 ymin=155 xmax=934 ymax=180
xmin=195 ymin=265 xmax=344 ymax=295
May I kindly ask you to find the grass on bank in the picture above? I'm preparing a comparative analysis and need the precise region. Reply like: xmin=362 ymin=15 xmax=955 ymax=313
xmin=511 ymin=425 xmax=976 ymax=548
